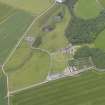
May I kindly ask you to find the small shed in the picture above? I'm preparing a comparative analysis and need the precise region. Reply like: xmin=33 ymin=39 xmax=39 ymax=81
xmin=25 ymin=36 xmax=35 ymax=45
xmin=55 ymin=0 xmax=65 ymax=3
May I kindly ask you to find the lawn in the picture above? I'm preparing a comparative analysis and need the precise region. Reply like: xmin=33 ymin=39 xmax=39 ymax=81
xmin=95 ymin=29 xmax=105 ymax=50
xmin=11 ymin=71 xmax=105 ymax=105
xmin=0 ymin=0 xmax=53 ymax=14
xmin=0 ymin=10 xmax=34 ymax=63
xmin=74 ymin=0 xmax=102 ymax=19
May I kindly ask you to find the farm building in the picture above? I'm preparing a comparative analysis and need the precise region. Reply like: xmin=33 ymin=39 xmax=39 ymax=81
xmin=47 ymin=72 xmax=64 ymax=81
xmin=55 ymin=0 xmax=65 ymax=3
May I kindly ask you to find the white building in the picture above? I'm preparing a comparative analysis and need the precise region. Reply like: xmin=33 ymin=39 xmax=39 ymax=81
xmin=55 ymin=0 xmax=65 ymax=3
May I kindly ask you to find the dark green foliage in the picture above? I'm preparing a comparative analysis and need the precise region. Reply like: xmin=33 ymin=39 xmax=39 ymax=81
xmin=74 ymin=46 xmax=105 ymax=69
xmin=90 ymin=48 xmax=105 ymax=69
xmin=65 ymin=10 xmax=105 ymax=44
xmin=65 ymin=0 xmax=78 ymax=16
xmin=32 ymin=36 xmax=42 ymax=47
xmin=65 ymin=0 xmax=105 ymax=45
xmin=74 ymin=46 xmax=91 ymax=58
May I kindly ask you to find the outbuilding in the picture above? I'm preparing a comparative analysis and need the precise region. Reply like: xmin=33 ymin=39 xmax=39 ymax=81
xmin=55 ymin=0 xmax=65 ymax=3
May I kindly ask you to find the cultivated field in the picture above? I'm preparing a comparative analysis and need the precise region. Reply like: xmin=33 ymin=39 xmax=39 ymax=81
xmin=6 ymin=47 xmax=50 ymax=91
xmin=0 ymin=73 xmax=8 ymax=105
xmin=0 ymin=9 xmax=34 ymax=63
xmin=4 ymin=3 xmax=71 ymax=91
xmin=11 ymin=71 xmax=105 ymax=105
xmin=0 ymin=3 xmax=14 ymax=22
xmin=1 ymin=0 xmax=105 ymax=105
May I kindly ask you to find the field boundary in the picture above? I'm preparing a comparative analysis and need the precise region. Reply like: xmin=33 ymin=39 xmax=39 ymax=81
xmin=9 ymin=66 xmax=94 ymax=95
xmin=1 ymin=1 xmax=56 ymax=105
xmin=9 ymin=56 xmax=96 ymax=95
xmin=2 ymin=1 xmax=56 ymax=70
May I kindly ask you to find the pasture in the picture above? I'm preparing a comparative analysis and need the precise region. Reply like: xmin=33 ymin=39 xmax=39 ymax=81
xmin=0 ymin=3 xmax=15 ymax=22
xmin=74 ymin=0 xmax=102 ymax=19
xmin=28 ymin=4 xmax=70 ymax=52
xmin=1 ymin=0 xmax=105 ymax=105
xmin=99 ymin=0 xmax=105 ymax=7
xmin=5 ymin=42 xmax=50 ymax=91
xmin=0 ymin=0 xmax=53 ymax=14
xmin=0 ymin=10 xmax=34 ymax=63
xmin=4 ymin=3 xmax=71 ymax=91
xmin=95 ymin=29 xmax=105 ymax=50
xmin=39 ymin=5 xmax=70 ymax=52
xmin=0 ymin=73 xmax=8 ymax=105
xmin=11 ymin=71 xmax=105 ymax=105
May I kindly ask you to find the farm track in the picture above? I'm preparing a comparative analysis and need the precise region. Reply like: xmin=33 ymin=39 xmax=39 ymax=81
xmin=1 ymin=1 xmax=56 ymax=105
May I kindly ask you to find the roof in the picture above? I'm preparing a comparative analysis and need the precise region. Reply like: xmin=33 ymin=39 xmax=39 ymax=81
xmin=55 ymin=0 xmax=65 ymax=3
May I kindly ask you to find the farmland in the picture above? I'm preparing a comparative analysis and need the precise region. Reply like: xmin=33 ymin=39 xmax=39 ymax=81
xmin=0 ymin=73 xmax=8 ymax=105
xmin=0 ymin=3 xmax=15 ymax=22
xmin=99 ymin=0 xmax=105 ymax=8
xmin=0 ymin=0 xmax=105 ymax=105
xmin=75 ymin=0 xmax=102 ymax=19
xmin=6 ymin=48 xmax=50 ymax=91
xmin=0 ymin=10 xmax=34 ymax=63
xmin=11 ymin=71 xmax=105 ymax=105
xmin=4 ymin=2 xmax=70 ymax=91
xmin=0 ymin=0 xmax=53 ymax=14
xmin=95 ymin=29 xmax=105 ymax=50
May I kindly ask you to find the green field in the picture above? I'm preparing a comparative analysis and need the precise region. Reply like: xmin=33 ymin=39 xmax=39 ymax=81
xmin=0 ymin=73 xmax=8 ymax=105
xmin=28 ymin=4 xmax=70 ymax=52
xmin=0 ymin=0 xmax=53 ymax=14
xmin=4 ymin=3 xmax=71 ymax=91
xmin=1 ymin=0 xmax=105 ymax=105
xmin=7 ymin=46 xmax=50 ymax=90
xmin=95 ymin=29 xmax=105 ymax=50
xmin=39 ymin=5 xmax=70 ymax=52
xmin=74 ymin=0 xmax=102 ymax=19
xmin=0 ymin=3 xmax=15 ymax=22
xmin=99 ymin=0 xmax=105 ymax=7
xmin=0 ymin=10 xmax=34 ymax=63
xmin=11 ymin=71 xmax=105 ymax=105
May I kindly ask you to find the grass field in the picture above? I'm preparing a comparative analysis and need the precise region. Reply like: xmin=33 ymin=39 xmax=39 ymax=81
xmin=1 ymin=0 xmax=105 ymax=105
xmin=74 ymin=0 xmax=102 ymax=19
xmin=0 ymin=73 xmax=8 ymax=105
xmin=0 ymin=10 xmax=34 ymax=63
xmin=5 ymin=41 xmax=50 ymax=90
xmin=0 ymin=3 xmax=15 ymax=22
xmin=51 ymin=52 xmax=67 ymax=73
xmin=39 ymin=5 xmax=70 ymax=52
xmin=11 ymin=71 xmax=105 ymax=105
xmin=95 ymin=29 xmax=105 ymax=50
xmin=99 ymin=0 xmax=105 ymax=7
xmin=0 ymin=0 xmax=53 ymax=14
xmin=4 ymin=3 xmax=71 ymax=91
xmin=28 ymin=4 xmax=70 ymax=52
